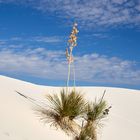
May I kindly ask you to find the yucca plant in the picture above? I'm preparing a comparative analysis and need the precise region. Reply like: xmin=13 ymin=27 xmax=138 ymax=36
xmin=84 ymin=101 xmax=107 ymax=140
xmin=74 ymin=123 xmax=95 ymax=140
xmin=36 ymin=90 xmax=110 ymax=139
xmin=73 ymin=94 xmax=109 ymax=140
xmin=36 ymin=89 xmax=87 ymax=134
xmin=35 ymin=23 xmax=111 ymax=140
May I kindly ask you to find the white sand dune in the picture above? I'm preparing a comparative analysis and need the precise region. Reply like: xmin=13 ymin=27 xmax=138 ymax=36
xmin=0 ymin=75 xmax=140 ymax=140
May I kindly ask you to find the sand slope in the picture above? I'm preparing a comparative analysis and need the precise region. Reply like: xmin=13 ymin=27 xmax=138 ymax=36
xmin=0 ymin=75 xmax=140 ymax=140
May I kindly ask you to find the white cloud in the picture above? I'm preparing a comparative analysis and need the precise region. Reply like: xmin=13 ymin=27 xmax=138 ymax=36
xmin=34 ymin=36 xmax=63 ymax=43
xmin=112 ymin=0 xmax=127 ymax=5
xmin=0 ymin=48 xmax=67 ymax=79
xmin=0 ymin=40 xmax=6 ymax=45
xmin=0 ymin=36 xmax=63 ymax=47
xmin=75 ymin=54 xmax=140 ymax=85
xmin=34 ymin=0 xmax=140 ymax=27
xmin=0 ymin=0 xmax=140 ymax=28
xmin=9 ymin=36 xmax=63 ymax=43
xmin=0 ymin=47 xmax=140 ymax=86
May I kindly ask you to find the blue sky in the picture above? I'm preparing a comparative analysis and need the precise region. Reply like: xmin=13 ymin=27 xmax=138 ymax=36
xmin=0 ymin=0 xmax=140 ymax=89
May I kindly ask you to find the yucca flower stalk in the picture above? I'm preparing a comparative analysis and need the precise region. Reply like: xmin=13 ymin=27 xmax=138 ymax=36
xmin=66 ymin=23 xmax=79 ymax=93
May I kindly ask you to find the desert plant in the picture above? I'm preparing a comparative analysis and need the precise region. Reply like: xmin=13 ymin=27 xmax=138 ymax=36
xmin=35 ymin=23 xmax=111 ymax=140
xmin=75 ymin=126 xmax=96 ymax=140
xmin=36 ymin=90 xmax=111 ymax=140
xmin=83 ymin=101 xmax=107 ymax=140
xmin=36 ymin=89 xmax=86 ymax=134
xmin=73 ymin=94 xmax=109 ymax=140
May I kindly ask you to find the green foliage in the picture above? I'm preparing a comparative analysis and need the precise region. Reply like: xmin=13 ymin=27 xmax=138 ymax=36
xmin=74 ymin=98 xmax=107 ymax=140
xmin=35 ymin=89 xmax=110 ymax=140
xmin=75 ymin=123 xmax=96 ymax=140
xmin=36 ymin=89 xmax=86 ymax=134
xmin=87 ymin=100 xmax=107 ymax=122
xmin=47 ymin=89 xmax=86 ymax=119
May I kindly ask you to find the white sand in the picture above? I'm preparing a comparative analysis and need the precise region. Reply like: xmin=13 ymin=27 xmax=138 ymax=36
xmin=0 ymin=75 xmax=140 ymax=140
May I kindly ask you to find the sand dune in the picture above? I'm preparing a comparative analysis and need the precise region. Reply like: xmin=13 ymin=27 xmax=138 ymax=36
xmin=0 ymin=75 xmax=140 ymax=140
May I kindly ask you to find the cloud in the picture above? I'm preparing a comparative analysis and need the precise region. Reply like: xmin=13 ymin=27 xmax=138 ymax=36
xmin=0 ymin=0 xmax=140 ymax=28
xmin=111 ymin=0 xmax=127 ymax=5
xmin=0 ymin=36 xmax=63 ymax=48
xmin=34 ymin=36 xmax=63 ymax=43
xmin=0 ymin=47 xmax=67 ymax=79
xmin=0 ymin=40 xmax=6 ymax=45
xmin=75 ymin=54 xmax=140 ymax=85
xmin=10 ymin=36 xmax=63 ymax=43
xmin=0 ymin=47 xmax=140 ymax=86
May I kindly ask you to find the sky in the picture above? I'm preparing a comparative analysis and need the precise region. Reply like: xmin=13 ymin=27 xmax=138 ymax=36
xmin=0 ymin=0 xmax=140 ymax=90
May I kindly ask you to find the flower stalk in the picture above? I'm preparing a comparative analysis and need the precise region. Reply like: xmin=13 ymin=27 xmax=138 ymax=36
xmin=66 ymin=23 xmax=79 ymax=93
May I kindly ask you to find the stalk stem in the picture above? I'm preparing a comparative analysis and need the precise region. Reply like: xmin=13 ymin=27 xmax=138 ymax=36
xmin=73 ymin=62 xmax=76 ymax=92
xmin=66 ymin=62 xmax=71 ymax=93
